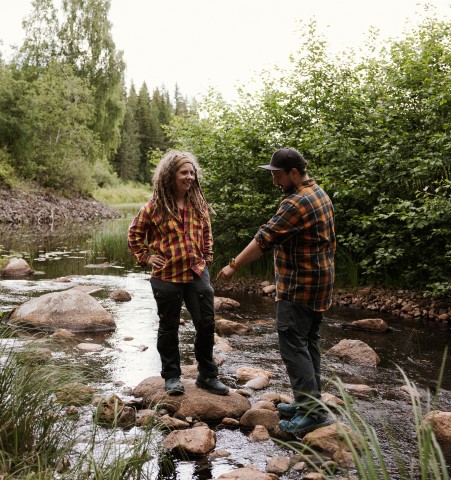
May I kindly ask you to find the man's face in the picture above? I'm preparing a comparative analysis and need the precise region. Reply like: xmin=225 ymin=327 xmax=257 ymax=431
xmin=271 ymin=169 xmax=296 ymax=194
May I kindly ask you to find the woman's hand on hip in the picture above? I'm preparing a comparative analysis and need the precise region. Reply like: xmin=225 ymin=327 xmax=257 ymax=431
xmin=149 ymin=254 xmax=166 ymax=269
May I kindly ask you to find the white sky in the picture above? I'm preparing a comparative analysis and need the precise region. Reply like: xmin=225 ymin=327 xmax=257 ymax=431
xmin=0 ymin=0 xmax=450 ymax=100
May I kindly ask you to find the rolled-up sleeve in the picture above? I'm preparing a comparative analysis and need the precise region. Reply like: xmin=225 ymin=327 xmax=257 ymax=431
xmin=254 ymin=200 xmax=302 ymax=251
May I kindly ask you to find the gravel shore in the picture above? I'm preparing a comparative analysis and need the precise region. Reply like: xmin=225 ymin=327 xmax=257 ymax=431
xmin=215 ymin=278 xmax=450 ymax=325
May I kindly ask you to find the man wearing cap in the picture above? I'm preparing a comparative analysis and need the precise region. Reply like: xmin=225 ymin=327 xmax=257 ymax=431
xmin=218 ymin=147 xmax=336 ymax=435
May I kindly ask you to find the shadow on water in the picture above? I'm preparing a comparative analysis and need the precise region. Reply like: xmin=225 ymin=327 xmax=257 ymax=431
xmin=1 ymin=218 xmax=450 ymax=479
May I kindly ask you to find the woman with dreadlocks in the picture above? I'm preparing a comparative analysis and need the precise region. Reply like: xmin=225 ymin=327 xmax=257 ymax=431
xmin=127 ymin=151 xmax=229 ymax=396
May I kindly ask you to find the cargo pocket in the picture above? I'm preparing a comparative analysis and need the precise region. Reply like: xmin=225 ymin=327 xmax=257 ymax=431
xmin=276 ymin=300 xmax=297 ymax=333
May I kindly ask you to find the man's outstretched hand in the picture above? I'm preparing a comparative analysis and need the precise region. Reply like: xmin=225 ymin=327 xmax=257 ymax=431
xmin=216 ymin=265 xmax=236 ymax=281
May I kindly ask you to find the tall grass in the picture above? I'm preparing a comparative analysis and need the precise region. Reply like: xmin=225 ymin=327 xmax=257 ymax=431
xmin=0 ymin=342 xmax=77 ymax=477
xmin=0 ymin=339 xmax=166 ymax=479
xmin=283 ymin=353 xmax=449 ymax=479
xmin=87 ymin=218 xmax=136 ymax=268
xmin=335 ymin=248 xmax=360 ymax=289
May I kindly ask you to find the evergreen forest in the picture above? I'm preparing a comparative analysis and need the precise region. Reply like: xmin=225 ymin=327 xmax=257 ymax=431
xmin=0 ymin=1 xmax=450 ymax=297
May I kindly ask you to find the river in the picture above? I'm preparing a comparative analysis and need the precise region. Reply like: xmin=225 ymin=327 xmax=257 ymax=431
xmin=0 ymin=217 xmax=450 ymax=479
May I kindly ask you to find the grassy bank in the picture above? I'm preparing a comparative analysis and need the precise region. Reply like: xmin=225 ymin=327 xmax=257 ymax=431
xmin=93 ymin=181 xmax=150 ymax=208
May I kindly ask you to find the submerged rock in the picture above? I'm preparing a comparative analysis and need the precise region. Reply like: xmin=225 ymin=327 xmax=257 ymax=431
xmin=303 ymin=423 xmax=364 ymax=459
xmin=1 ymin=257 xmax=34 ymax=277
xmin=218 ymin=465 xmax=274 ymax=479
xmin=266 ymin=455 xmax=290 ymax=474
xmin=342 ymin=318 xmax=391 ymax=332
xmin=109 ymin=289 xmax=132 ymax=301
xmin=249 ymin=425 xmax=270 ymax=441
xmin=236 ymin=366 xmax=272 ymax=381
xmin=214 ymin=296 xmax=240 ymax=311
xmin=240 ymin=408 xmax=279 ymax=431
xmin=216 ymin=318 xmax=252 ymax=336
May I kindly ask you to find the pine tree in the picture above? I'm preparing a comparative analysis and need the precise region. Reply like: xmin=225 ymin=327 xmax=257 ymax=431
xmin=174 ymin=83 xmax=188 ymax=116
xmin=135 ymin=83 xmax=157 ymax=183
xmin=114 ymin=84 xmax=140 ymax=181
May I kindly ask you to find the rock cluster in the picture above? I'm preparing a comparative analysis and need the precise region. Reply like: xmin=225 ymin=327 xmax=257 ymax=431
xmin=216 ymin=279 xmax=450 ymax=324
xmin=332 ymin=287 xmax=450 ymax=323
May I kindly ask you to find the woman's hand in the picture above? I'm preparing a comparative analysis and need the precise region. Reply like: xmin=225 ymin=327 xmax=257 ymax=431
xmin=149 ymin=254 xmax=166 ymax=269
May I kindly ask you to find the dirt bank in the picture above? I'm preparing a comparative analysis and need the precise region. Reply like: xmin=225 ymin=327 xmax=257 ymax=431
xmin=216 ymin=278 xmax=450 ymax=325
xmin=0 ymin=188 xmax=121 ymax=225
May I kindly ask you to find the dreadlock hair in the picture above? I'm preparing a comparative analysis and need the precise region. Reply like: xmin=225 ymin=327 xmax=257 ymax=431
xmin=151 ymin=150 xmax=213 ymax=223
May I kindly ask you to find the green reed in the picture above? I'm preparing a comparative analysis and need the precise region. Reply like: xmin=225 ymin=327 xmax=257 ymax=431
xmin=87 ymin=218 xmax=136 ymax=268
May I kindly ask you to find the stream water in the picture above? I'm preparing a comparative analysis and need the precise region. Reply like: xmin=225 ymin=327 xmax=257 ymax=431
xmin=0 ymin=218 xmax=450 ymax=479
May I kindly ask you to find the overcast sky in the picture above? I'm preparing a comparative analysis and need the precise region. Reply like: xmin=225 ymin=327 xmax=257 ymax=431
xmin=1 ymin=0 xmax=450 ymax=100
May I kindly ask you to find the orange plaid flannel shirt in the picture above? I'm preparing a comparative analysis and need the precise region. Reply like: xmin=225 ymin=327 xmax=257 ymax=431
xmin=127 ymin=199 xmax=213 ymax=282
xmin=255 ymin=178 xmax=336 ymax=311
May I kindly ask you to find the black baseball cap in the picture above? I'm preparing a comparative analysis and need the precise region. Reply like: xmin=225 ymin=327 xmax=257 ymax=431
xmin=259 ymin=148 xmax=307 ymax=171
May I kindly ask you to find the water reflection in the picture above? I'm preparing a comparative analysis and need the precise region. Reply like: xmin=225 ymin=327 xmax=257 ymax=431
xmin=1 ymin=220 xmax=451 ymax=479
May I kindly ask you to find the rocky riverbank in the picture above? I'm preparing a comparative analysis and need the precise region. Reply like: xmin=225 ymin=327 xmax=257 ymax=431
xmin=0 ymin=188 xmax=121 ymax=225
xmin=216 ymin=278 xmax=450 ymax=325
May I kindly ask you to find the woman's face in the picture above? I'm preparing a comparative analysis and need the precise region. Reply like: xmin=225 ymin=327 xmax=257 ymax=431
xmin=174 ymin=161 xmax=196 ymax=196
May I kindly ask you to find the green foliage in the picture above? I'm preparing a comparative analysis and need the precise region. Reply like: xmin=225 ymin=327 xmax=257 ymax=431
xmin=169 ymin=90 xmax=281 ymax=262
xmin=21 ymin=62 xmax=101 ymax=194
xmin=113 ymin=87 xmax=141 ymax=181
xmin=169 ymin=11 xmax=451 ymax=290
xmin=0 ymin=1 xmax=192 ymax=195
xmin=57 ymin=0 xmax=126 ymax=161
xmin=93 ymin=180 xmax=150 ymax=205
xmin=0 ymin=344 xmax=75 ymax=475
xmin=0 ymin=147 xmax=15 ymax=187
xmin=92 ymin=158 xmax=119 ymax=188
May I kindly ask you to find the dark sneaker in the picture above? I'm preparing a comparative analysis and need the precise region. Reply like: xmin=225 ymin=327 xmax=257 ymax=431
xmin=195 ymin=376 xmax=229 ymax=395
xmin=278 ymin=411 xmax=332 ymax=435
xmin=277 ymin=401 xmax=303 ymax=417
xmin=165 ymin=377 xmax=184 ymax=395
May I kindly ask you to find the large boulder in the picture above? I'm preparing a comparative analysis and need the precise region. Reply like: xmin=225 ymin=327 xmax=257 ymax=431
xmin=325 ymin=339 xmax=380 ymax=366
xmin=133 ymin=377 xmax=250 ymax=422
xmin=9 ymin=289 xmax=115 ymax=332
xmin=1 ymin=257 xmax=34 ymax=277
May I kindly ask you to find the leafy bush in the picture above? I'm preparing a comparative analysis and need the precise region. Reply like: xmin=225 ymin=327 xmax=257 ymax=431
xmin=169 ymin=12 xmax=451 ymax=290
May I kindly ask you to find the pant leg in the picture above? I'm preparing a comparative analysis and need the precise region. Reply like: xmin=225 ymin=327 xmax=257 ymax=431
xmin=150 ymin=277 xmax=183 ymax=380
xmin=276 ymin=300 xmax=323 ymax=410
xmin=182 ymin=268 xmax=218 ymax=378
